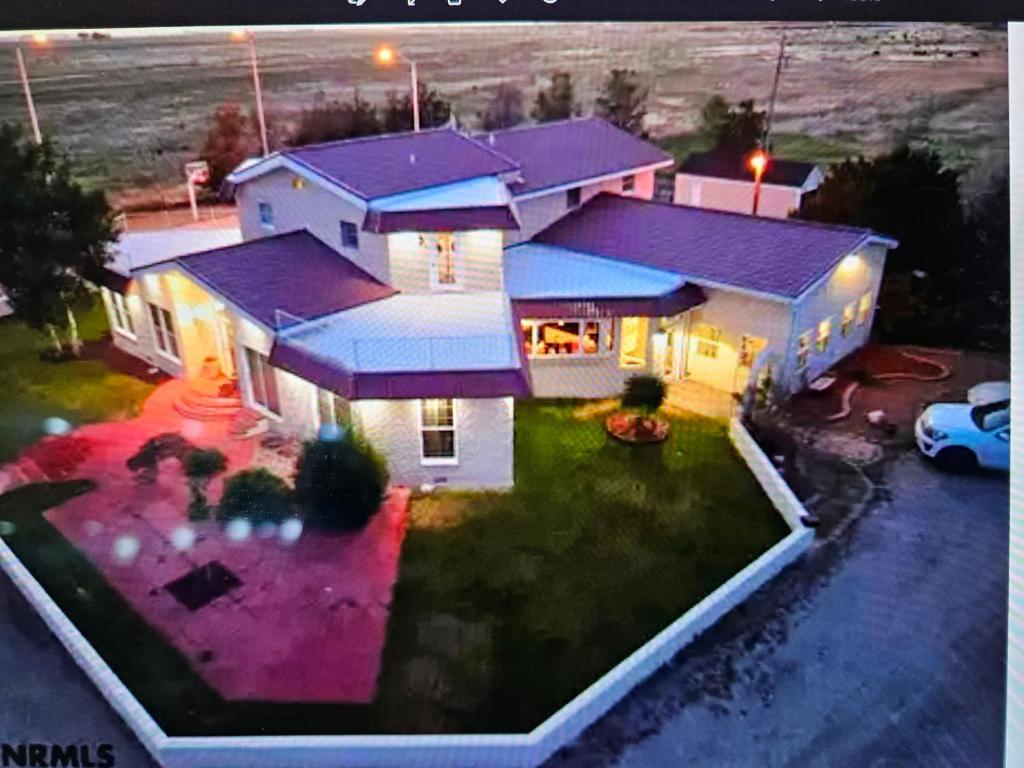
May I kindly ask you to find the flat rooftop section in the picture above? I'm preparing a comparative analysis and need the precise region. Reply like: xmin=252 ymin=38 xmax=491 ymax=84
xmin=109 ymin=228 xmax=242 ymax=277
xmin=479 ymin=117 xmax=673 ymax=196
xmin=279 ymin=291 xmax=520 ymax=374
xmin=535 ymin=193 xmax=888 ymax=299
xmin=679 ymin=152 xmax=820 ymax=187
xmin=504 ymin=242 xmax=686 ymax=300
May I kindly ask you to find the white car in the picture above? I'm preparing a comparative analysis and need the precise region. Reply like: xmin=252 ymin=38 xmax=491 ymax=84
xmin=915 ymin=393 xmax=1010 ymax=473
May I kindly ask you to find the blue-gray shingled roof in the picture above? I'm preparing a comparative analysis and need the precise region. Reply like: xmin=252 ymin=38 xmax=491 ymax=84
xmin=476 ymin=117 xmax=674 ymax=196
xmin=534 ymin=194 xmax=893 ymax=300
xmin=284 ymin=128 xmax=520 ymax=200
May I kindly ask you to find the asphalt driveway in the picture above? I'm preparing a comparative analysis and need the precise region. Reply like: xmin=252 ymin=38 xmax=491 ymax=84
xmin=551 ymin=453 xmax=1008 ymax=768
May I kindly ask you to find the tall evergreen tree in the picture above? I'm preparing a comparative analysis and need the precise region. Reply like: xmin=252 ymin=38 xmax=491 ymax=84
xmin=595 ymin=69 xmax=649 ymax=136
xmin=532 ymin=72 xmax=579 ymax=123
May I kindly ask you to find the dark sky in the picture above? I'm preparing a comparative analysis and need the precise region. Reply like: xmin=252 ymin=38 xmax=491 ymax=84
xmin=0 ymin=1 xmax=1017 ymax=32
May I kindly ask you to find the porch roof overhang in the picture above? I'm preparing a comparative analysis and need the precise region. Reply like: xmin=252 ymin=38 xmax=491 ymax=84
xmin=504 ymin=242 xmax=706 ymax=318
xmin=269 ymin=341 xmax=531 ymax=400
xmin=362 ymin=205 xmax=520 ymax=234
xmin=511 ymin=283 xmax=706 ymax=319
xmin=270 ymin=291 xmax=532 ymax=400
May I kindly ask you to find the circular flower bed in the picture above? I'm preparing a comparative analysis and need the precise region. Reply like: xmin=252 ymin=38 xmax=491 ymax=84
xmin=605 ymin=412 xmax=670 ymax=444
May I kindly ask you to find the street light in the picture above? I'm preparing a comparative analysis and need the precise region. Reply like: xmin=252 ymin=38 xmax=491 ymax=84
xmin=747 ymin=147 xmax=770 ymax=216
xmin=375 ymin=45 xmax=419 ymax=132
xmin=14 ymin=33 xmax=51 ymax=144
xmin=230 ymin=29 xmax=269 ymax=156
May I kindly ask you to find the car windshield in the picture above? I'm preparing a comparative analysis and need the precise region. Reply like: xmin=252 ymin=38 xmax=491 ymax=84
xmin=970 ymin=400 xmax=1010 ymax=430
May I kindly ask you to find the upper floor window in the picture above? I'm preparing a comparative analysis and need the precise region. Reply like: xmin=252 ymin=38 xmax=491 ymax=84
xmin=258 ymin=202 xmax=275 ymax=229
xmin=566 ymin=187 xmax=582 ymax=210
xmin=340 ymin=220 xmax=360 ymax=250
xmin=622 ymin=175 xmax=636 ymax=195
xmin=429 ymin=232 xmax=462 ymax=290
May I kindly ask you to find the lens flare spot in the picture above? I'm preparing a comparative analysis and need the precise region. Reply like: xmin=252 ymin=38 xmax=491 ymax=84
xmin=113 ymin=535 xmax=140 ymax=563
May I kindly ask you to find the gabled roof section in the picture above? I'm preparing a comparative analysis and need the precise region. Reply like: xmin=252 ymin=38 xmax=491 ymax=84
xmin=282 ymin=128 xmax=520 ymax=200
xmin=679 ymin=152 xmax=821 ymax=188
xmin=134 ymin=230 xmax=396 ymax=329
xmin=534 ymin=194 xmax=895 ymax=300
xmin=477 ymin=117 xmax=673 ymax=197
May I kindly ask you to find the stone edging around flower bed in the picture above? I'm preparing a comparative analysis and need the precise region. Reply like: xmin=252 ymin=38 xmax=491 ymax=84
xmin=0 ymin=418 xmax=813 ymax=768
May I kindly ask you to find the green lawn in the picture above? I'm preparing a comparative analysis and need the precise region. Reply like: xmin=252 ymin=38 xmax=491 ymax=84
xmin=658 ymin=131 xmax=863 ymax=168
xmin=0 ymin=300 xmax=155 ymax=462
xmin=0 ymin=401 xmax=788 ymax=736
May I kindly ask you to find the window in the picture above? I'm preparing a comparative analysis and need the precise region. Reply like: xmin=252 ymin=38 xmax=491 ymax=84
xmin=816 ymin=317 xmax=832 ymax=353
xmin=796 ymin=331 xmax=811 ymax=369
xmin=244 ymin=347 xmax=280 ymax=415
xmin=618 ymin=317 xmax=649 ymax=368
xmin=430 ymin=232 xmax=461 ymax=289
xmin=317 ymin=388 xmax=350 ymax=428
xmin=841 ymin=301 xmax=856 ymax=337
xmin=147 ymin=302 xmax=179 ymax=360
xmin=107 ymin=289 xmax=135 ymax=337
xmin=622 ymin=174 xmax=636 ymax=195
xmin=857 ymin=291 xmax=873 ymax=325
xmin=258 ymin=201 xmax=274 ymax=228
xmin=420 ymin=398 xmax=456 ymax=463
xmin=521 ymin=320 xmax=605 ymax=358
xmin=739 ymin=334 xmax=766 ymax=367
xmin=694 ymin=323 xmax=722 ymax=359
xmin=340 ymin=220 xmax=359 ymax=250
xmin=566 ymin=187 xmax=582 ymax=210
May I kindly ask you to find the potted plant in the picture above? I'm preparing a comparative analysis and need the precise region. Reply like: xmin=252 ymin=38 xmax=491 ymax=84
xmin=182 ymin=448 xmax=228 ymax=521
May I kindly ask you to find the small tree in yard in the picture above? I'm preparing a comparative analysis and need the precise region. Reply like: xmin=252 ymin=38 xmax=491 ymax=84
xmin=381 ymin=83 xmax=452 ymax=133
xmin=532 ymin=72 xmax=579 ymax=123
xmin=622 ymin=374 xmax=667 ymax=416
xmin=0 ymin=124 xmax=115 ymax=357
xmin=479 ymin=83 xmax=525 ymax=131
xmin=595 ymin=69 xmax=649 ymax=137
xmin=294 ymin=432 xmax=388 ymax=532
xmin=218 ymin=468 xmax=292 ymax=524
xmin=199 ymin=103 xmax=257 ymax=191
xmin=183 ymin=448 xmax=228 ymax=521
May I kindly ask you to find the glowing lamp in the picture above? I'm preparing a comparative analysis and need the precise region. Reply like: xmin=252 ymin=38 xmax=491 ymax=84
xmin=376 ymin=46 xmax=396 ymax=65
xmin=228 ymin=29 xmax=251 ymax=42
xmin=747 ymin=149 xmax=769 ymax=178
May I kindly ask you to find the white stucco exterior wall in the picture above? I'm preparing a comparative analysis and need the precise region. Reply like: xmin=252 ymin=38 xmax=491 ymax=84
xmin=781 ymin=243 xmax=887 ymax=392
xmin=508 ymin=170 xmax=656 ymax=245
xmin=387 ymin=229 xmax=505 ymax=293
xmin=236 ymin=169 xmax=390 ymax=283
xmin=351 ymin=397 xmax=514 ymax=489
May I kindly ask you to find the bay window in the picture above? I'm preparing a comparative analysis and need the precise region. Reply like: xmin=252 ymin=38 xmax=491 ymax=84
xmin=420 ymin=398 xmax=457 ymax=463
xmin=521 ymin=319 xmax=610 ymax=358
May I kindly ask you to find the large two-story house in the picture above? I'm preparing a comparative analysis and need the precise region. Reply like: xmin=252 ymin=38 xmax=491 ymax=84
xmin=100 ymin=117 xmax=895 ymax=489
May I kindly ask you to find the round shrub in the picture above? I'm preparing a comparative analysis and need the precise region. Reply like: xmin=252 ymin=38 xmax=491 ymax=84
xmin=294 ymin=433 xmax=388 ymax=532
xmin=622 ymin=374 xmax=667 ymax=414
xmin=183 ymin=448 xmax=228 ymax=480
xmin=217 ymin=468 xmax=292 ymax=524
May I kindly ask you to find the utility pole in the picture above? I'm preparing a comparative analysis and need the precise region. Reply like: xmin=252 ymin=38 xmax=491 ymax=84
xmin=15 ymin=47 xmax=42 ymax=144
xmin=764 ymin=33 xmax=787 ymax=153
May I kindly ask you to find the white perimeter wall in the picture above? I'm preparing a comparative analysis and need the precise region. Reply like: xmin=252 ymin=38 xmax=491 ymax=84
xmin=352 ymin=397 xmax=514 ymax=489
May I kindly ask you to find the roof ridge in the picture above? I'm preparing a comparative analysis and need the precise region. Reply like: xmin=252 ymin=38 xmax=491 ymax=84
xmin=459 ymin=130 xmax=524 ymax=171
xmin=283 ymin=125 xmax=456 ymax=154
xmin=590 ymin=192 xmax=877 ymax=237
xmin=476 ymin=115 xmax=604 ymax=138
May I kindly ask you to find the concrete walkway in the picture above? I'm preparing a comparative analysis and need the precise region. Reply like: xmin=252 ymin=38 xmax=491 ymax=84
xmin=550 ymin=454 xmax=1007 ymax=767
xmin=665 ymin=380 xmax=736 ymax=422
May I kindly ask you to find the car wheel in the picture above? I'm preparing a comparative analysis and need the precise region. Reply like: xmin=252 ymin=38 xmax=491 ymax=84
xmin=935 ymin=446 xmax=978 ymax=474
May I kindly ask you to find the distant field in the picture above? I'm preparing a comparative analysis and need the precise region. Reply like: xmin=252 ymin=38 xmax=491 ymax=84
xmin=0 ymin=22 xmax=1007 ymax=204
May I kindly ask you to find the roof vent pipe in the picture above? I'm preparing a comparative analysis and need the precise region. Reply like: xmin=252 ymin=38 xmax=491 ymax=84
xmin=409 ymin=153 xmax=416 ymax=165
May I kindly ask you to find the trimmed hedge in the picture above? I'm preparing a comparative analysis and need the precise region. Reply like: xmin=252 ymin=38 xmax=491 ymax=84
xmin=294 ymin=433 xmax=388 ymax=532
xmin=217 ymin=468 xmax=292 ymax=524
